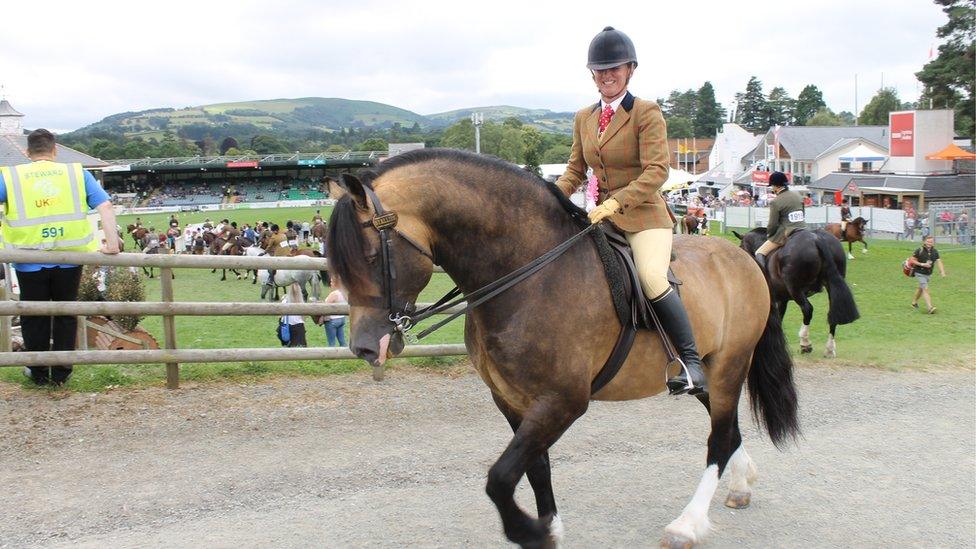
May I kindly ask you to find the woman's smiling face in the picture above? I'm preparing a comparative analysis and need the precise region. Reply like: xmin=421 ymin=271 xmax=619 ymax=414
xmin=592 ymin=64 xmax=633 ymax=101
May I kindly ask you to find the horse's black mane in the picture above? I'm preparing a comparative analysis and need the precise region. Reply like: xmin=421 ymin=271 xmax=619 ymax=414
xmin=328 ymin=148 xmax=589 ymax=291
xmin=357 ymin=148 xmax=589 ymax=225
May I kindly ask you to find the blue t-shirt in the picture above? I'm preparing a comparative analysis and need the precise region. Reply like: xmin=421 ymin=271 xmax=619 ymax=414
xmin=0 ymin=166 xmax=111 ymax=272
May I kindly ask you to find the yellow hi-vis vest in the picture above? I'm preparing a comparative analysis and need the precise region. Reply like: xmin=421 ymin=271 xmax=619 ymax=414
xmin=0 ymin=161 xmax=97 ymax=252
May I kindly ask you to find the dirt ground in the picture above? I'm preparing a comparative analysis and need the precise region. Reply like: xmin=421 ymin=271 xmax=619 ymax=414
xmin=1 ymin=364 xmax=973 ymax=548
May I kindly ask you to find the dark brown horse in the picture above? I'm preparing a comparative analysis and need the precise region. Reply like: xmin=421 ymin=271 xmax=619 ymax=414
xmin=824 ymin=216 xmax=868 ymax=259
xmin=126 ymin=224 xmax=148 ymax=249
xmin=734 ymin=228 xmax=859 ymax=356
xmin=681 ymin=214 xmax=699 ymax=234
xmin=311 ymin=220 xmax=328 ymax=246
xmin=327 ymin=149 xmax=799 ymax=548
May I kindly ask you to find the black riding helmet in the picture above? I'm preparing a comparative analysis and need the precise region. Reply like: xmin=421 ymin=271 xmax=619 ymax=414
xmin=587 ymin=26 xmax=638 ymax=70
xmin=769 ymin=171 xmax=789 ymax=188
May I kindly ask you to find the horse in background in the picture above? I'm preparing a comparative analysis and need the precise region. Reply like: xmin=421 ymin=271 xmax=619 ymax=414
xmin=735 ymin=227 xmax=859 ymax=356
xmin=824 ymin=216 xmax=868 ymax=259
xmin=126 ymin=224 xmax=148 ymax=249
xmin=680 ymin=214 xmax=699 ymax=234
xmin=256 ymin=268 xmax=322 ymax=302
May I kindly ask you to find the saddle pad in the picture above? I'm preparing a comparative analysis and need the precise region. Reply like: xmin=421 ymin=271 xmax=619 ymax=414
xmin=591 ymin=225 xmax=681 ymax=330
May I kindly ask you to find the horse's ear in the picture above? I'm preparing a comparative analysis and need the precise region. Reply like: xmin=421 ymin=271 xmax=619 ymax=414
xmin=336 ymin=173 xmax=369 ymax=210
xmin=731 ymin=230 xmax=743 ymax=241
xmin=328 ymin=179 xmax=346 ymax=201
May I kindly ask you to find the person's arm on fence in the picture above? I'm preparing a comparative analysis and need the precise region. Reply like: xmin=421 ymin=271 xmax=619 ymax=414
xmin=96 ymin=201 xmax=120 ymax=254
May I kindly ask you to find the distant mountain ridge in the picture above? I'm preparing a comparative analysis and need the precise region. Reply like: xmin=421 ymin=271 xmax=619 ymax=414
xmin=66 ymin=97 xmax=575 ymax=141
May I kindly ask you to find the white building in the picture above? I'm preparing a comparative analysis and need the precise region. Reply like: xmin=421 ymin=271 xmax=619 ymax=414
xmin=813 ymin=138 xmax=889 ymax=177
xmin=698 ymin=124 xmax=762 ymax=193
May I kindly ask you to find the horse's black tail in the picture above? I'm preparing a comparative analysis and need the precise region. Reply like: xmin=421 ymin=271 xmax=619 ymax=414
xmin=814 ymin=234 xmax=860 ymax=325
xmin=748 ymin=302 xmax=800 ymax=449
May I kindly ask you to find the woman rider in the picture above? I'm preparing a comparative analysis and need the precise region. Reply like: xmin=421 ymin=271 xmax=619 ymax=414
xmin=754 ymin=171 xmax=806 ymax=270
xmin=555 ymin=27 xmax=705 ymax=396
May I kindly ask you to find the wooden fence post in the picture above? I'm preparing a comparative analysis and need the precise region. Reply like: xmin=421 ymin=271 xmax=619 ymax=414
xmin=160 ymin=267 xmax=178 ymax=389
xmin=0 ymin=263 xmax=12 ymax=353
xmin=76 ymin=316 xmax=88 ymax=350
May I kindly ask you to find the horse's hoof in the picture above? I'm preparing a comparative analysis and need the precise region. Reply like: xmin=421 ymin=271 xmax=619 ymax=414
xmin=725 ymin=490 xmax=751 ymax=509
xmin=847 ymin=254 xmax=855 ymax=260
xmin=800 ymin=345 xmax=813 ymax=354
xmin=660 ymin=533 xmax=695 ymax=549
xmin=372 ymin=363 xmax=385 ymax=381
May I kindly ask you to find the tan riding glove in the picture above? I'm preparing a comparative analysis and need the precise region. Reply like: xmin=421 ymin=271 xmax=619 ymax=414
xmin=588 ymin=198 xmax=621 ymax=224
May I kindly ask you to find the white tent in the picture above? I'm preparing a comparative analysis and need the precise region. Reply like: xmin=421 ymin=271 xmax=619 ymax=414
xmin=663 ymin=168 xmax=700 ymax=192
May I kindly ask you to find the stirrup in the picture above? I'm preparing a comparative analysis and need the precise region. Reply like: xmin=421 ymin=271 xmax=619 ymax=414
xmin=665 ymin=357 xmax=704 ymax=396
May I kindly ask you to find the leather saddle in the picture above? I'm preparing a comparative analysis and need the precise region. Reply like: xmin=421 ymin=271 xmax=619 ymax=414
xmin=587 ymin=223 xmax=682 ymax=394
xmin=590 ymin=223 xmax=681 ymax=330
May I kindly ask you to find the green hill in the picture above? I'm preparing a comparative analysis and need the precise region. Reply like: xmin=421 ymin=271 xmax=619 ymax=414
xmin=68 ymin=97 xmax=431 ymax=142
xmin=66 ymin=98 xmax=576 ymax=143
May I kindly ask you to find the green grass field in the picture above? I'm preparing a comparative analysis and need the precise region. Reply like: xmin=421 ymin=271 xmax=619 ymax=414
xmin=1 ymin=210 xmax=973 ymax=391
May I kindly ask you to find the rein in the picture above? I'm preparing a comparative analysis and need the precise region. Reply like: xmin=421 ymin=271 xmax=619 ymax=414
xmin=358 ymin=184 xmax=595 ymax=340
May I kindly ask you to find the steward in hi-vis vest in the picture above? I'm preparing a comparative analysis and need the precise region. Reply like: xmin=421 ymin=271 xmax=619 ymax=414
xmin=0 ymin=129 xmax=119 ymax=387
xmin=0 ymin=161 xmax=97 ymax=251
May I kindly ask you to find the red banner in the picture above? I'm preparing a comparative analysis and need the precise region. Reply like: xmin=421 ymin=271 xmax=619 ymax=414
xmin=226 ymin=161 xmax=259 ymax=168
xmin=890 ymin=112 xmax=914 ymax=157
xmin=751 ymin=171 xmax=792 ymax=186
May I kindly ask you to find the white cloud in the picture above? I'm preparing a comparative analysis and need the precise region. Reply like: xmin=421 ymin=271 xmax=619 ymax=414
xmin=0 ymin=0 xmax=947 ymax=130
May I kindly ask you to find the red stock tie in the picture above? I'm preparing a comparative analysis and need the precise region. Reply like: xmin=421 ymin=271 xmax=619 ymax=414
xmin=598 ymin=105 xmax=615 ymax=135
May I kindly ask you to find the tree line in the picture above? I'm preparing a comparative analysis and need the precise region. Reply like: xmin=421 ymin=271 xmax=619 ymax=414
xmin=61 ymin=117 xmax=573 ymax=176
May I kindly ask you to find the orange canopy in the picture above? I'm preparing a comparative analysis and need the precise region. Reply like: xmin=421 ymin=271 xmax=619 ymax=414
xmin=925 ymin=143 xmax=976 ymax=160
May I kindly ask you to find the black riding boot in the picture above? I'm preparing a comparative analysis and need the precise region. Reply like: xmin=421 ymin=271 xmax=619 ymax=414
xmin=652 ymin=290 xmax=707 ymax=396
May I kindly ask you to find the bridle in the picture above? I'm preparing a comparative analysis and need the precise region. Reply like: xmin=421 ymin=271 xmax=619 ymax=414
xmin=357 ymin=184 xmax=594 ymax=341
xmin=358 ymin=184 xmax=436 ymax=337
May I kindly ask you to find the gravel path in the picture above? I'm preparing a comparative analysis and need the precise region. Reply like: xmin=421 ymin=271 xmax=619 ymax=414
xmin=1 ymin=364 xmax=973 ymax=548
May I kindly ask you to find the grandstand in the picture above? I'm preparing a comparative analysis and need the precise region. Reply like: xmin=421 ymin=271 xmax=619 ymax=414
xmin=96 ymin=151 xmax=382 ymax=208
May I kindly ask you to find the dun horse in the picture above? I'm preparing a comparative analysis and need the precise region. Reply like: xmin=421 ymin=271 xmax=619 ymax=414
xmin=328 ymin=149 xmax=799 ymax=548
xmin=735 ymin=227 xmax=859 ymax=356
xmin=824 ymin=217 xmax=868 ymax=259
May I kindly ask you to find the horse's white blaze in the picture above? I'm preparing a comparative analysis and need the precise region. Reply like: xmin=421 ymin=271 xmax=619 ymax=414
xmin=665 ymin=464 xmax=718 ymax=542
xmin=549 ymin=514 xmax=564 ymax=546
xmin=825 ymin=334 xmax=837 ymax=358
xmin=798 ymin=324 xmax=811 ymax=348
xmin=726 ymin=445 xmax=757 ymax=494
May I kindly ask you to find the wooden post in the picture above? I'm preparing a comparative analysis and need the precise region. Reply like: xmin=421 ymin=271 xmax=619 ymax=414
xmin=76 ymin=316 xmax=88 ymax=351
xmin=0 ymin=263 xmax=11 ymax=353
xmin=160 ymin=267 xmax=178 ymax=389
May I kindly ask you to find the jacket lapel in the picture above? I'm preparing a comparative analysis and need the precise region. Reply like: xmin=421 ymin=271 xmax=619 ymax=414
xmin=584 ymin=102 xmax=601 ymax=147
xmin=599 ymin=92 xmax=634 ymax=147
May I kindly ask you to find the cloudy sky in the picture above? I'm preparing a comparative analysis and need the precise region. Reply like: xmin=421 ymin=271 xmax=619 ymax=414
xmin=0 ymin=0 xmax=947 ymax=132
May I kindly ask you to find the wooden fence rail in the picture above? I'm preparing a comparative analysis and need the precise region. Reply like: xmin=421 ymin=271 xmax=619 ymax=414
xmin=0 ymin=249 xmax=464 ymax=388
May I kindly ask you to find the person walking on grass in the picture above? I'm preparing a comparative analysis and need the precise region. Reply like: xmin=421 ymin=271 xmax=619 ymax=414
xmin=910 ymin=235 xmax=947 ymax=314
